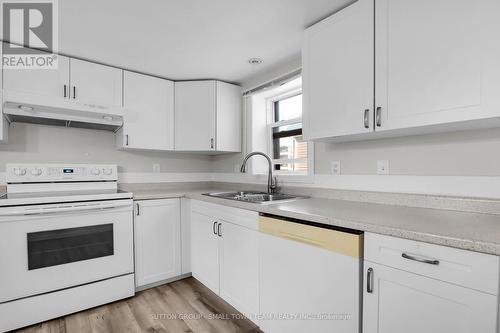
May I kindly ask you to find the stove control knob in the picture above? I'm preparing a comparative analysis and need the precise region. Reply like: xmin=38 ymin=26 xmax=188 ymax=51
xmin=103 ymin=168 xmax=113 ymax=176
xmin=91 ymin=168 xmax=101 ymax=176
xmin=31 ymin=168 xmax=42 ymax=176
xmin=14 ymin=168 xmax=27 ymax=176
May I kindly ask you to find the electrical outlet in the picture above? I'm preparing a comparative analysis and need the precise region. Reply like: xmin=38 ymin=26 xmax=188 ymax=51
xmin=331 ymin=161 xmax=341 ymax=175
xmin=377 ymin=160 xmax=389 ymax=175
xmin=153 ymin=164 xmax=161 ymax=173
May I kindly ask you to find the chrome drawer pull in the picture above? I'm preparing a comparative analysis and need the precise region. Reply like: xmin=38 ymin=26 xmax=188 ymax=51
xmin=402 ymin=253 xmax=439 ymax=265
xmin=367 ymin=267 xmax=374 ymax=293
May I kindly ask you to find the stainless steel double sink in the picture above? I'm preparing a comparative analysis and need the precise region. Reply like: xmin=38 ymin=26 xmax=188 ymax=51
xmin=203 ymin=191 xmax=307 ymax=204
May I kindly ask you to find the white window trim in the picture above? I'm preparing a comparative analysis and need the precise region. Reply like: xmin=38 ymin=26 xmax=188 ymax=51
xmin=265 ymin=88 xmax=314 ymax=183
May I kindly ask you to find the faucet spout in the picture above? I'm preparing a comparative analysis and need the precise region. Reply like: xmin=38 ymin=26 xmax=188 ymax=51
xmin=240 ymin=151 xmax=278 ymax=194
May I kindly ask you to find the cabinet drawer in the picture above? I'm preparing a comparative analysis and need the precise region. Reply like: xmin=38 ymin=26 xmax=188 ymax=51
xmin=365 ymin=233 xmax=499 ymax=295
xmin=190 ymin=200 xmax=258 ymax=230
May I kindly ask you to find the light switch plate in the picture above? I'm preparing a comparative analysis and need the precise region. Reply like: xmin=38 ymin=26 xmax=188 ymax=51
xmin=377 ymin=160 xmax=389 ymax=175
xmin=331 ymin=161 xmax=341 ymax=175
xmin=153 ymin=164 xmax=161 ymax=173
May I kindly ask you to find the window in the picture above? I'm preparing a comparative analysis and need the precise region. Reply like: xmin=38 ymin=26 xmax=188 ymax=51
xmin=268 ymin=90 xmax=310 ymax=175
xmin=247 ymin=76 xmax=312 ymax=180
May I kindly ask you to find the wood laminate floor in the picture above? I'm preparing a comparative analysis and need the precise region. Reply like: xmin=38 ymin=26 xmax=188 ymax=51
xmin=14 ymin=278 xmax=263 ymax=333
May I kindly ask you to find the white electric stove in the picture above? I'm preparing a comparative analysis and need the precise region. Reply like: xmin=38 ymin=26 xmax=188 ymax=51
xmin=0 ymin=164 xmax=135 ymax=333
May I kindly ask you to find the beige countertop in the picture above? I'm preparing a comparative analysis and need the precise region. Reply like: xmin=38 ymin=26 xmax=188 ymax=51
xmin=129 ymin=186 xmax=500 ymax=256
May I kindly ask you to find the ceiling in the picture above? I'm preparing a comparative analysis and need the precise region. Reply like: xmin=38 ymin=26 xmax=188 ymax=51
xmin=59 ymin=0 xmax=351 ymax=85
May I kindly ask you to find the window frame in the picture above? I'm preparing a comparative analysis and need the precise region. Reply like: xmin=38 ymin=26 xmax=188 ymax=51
xmin=265 ymin=88 xmax=314 ymax=181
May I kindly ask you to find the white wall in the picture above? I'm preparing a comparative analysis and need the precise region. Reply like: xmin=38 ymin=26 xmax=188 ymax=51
xmin=215 ymin=59 xmax=500 ymax=178
xmin=213 ymin=127 xmax=500 ymax=176
xmin=0 ymin=123 xmax=213 ymax=173
xmin=314 ymin=128 xmax=500 ymax=176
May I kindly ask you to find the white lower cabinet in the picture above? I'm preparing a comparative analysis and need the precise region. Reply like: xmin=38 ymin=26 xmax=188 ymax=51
xmin=363 ymin=233 xmax=500 ymax=333
xmin=363 ymin=262 xmax=497 ymax=333
xmin=219 ymin=220 xmax=259 ymax=317
xmin=191 ymin=210 xmax=221 ymax=294
xmin=190 ymin=200 xmax=259 ymax=317
xmin=134 ymin=199 xmax=181 ymax=288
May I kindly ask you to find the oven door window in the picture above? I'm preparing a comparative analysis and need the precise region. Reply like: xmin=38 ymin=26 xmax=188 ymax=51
xmin=27 ymin=224 xmax=114 ymax=270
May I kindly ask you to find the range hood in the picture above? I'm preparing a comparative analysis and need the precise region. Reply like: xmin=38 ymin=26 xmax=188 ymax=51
xmin=2 ymin=90 xmax=123 ymax=132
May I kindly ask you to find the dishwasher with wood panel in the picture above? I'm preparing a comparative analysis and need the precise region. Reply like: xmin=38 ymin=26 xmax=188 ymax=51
xmin=258 ymin=214 xmax=363 ymax=333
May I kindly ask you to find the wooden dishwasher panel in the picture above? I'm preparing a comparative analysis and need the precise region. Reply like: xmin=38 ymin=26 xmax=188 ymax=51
xmin=259 ymin=216 xmax=363 ymax=258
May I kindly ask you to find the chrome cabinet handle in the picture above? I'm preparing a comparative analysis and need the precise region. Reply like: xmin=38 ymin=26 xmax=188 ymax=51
xmin=217 ymin=223 xmax=222 ymax=237
xmin=402 ymin=253 xmax=439 ymax=265
xmin=364 ymin=109 xmax=370 ymax=129
xmin=213 ymin=221 xmax=218 ymax=235
xmin=63 ymin=84 xmax=67 ymax=98
xmin=367 ymin=267 xmax=374 ymax=293
xmin=73 ymin=86 xmax=77 ymax=99
xmin=376 ymin=106 xmax=382 ymax=127
xmin=136 ymin=203 xmax=140 ymax=216
xmin=210 ymin=138 xmax=214 ymax=149
xmin=125 ymin=134 xmax=129 ymax=146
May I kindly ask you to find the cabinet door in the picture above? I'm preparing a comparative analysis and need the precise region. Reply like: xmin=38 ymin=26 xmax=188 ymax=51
xmin=174 ymin=81 xmax=216 ymax=151
xmin=134 ymin=199 xmax=181 ymax=288
xmin=375 ymin=0 xmax=500 ymax=131
xmin=3 ymin=53 xmax=70 ymax=99
xmin=216 ymin=81 xmax=241 ymax=152
xmin=120 ymin=71 xmax=174 ymax=150
xmin=0 ymin=45 xmax=7 ymax=143
xmin=219 ymin=221 xmax=259 ymax=317
xmin=190 ymin=211 xmax=219 ymax=293
xmin=302 ymin=0 xmax=374 ymax=140
xmin=363 ymin=262 xmax=498 ymax=333
xmin=69 ymin=58 xmax=122 ymax=108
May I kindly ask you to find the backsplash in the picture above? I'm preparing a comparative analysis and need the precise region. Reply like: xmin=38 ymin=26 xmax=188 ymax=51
xmin=0 ymin=123 xmax=213 ymax=174
xmin=212 ymin=127 xmax=500 ymax=176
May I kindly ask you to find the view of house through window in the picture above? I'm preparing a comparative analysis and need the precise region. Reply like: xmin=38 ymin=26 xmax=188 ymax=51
xmin=269 ymin=93 xmax=308 ymax=173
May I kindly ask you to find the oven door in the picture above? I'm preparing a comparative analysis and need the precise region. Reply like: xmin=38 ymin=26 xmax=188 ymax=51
xmin=0 ymin=199 xmax=134 ymax=303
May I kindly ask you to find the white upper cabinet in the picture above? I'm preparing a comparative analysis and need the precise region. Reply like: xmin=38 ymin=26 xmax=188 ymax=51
xmin=2 ymin=49 xmax=122 ymax=111
xmin=3 ymin=54 xmax=70 ymax=100
xmin=375 ymin=0 xmax=500 ymax=131
xmin=303 ymin=0 xmax=500 ymax=141
xmin=216 ymin=82 xmax=242 ymax=152
xmin=69 ymin=59 xmax=123 ymax=108
xmin=117 ymin=71 xmax=174 ymax=150
xmin=175 ymin=81 xmax=215 ymax=151
xmin=134 ymin=199 xmax=181 ymax=288
xmin=175 ymin=80 xmax=241 ymax=152
xmin=303 ymin=0 xmax=374 ymax=140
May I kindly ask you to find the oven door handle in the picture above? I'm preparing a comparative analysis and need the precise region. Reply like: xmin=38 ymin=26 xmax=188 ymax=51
xmin=0 ymin=201 xmax=132 ymax=216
